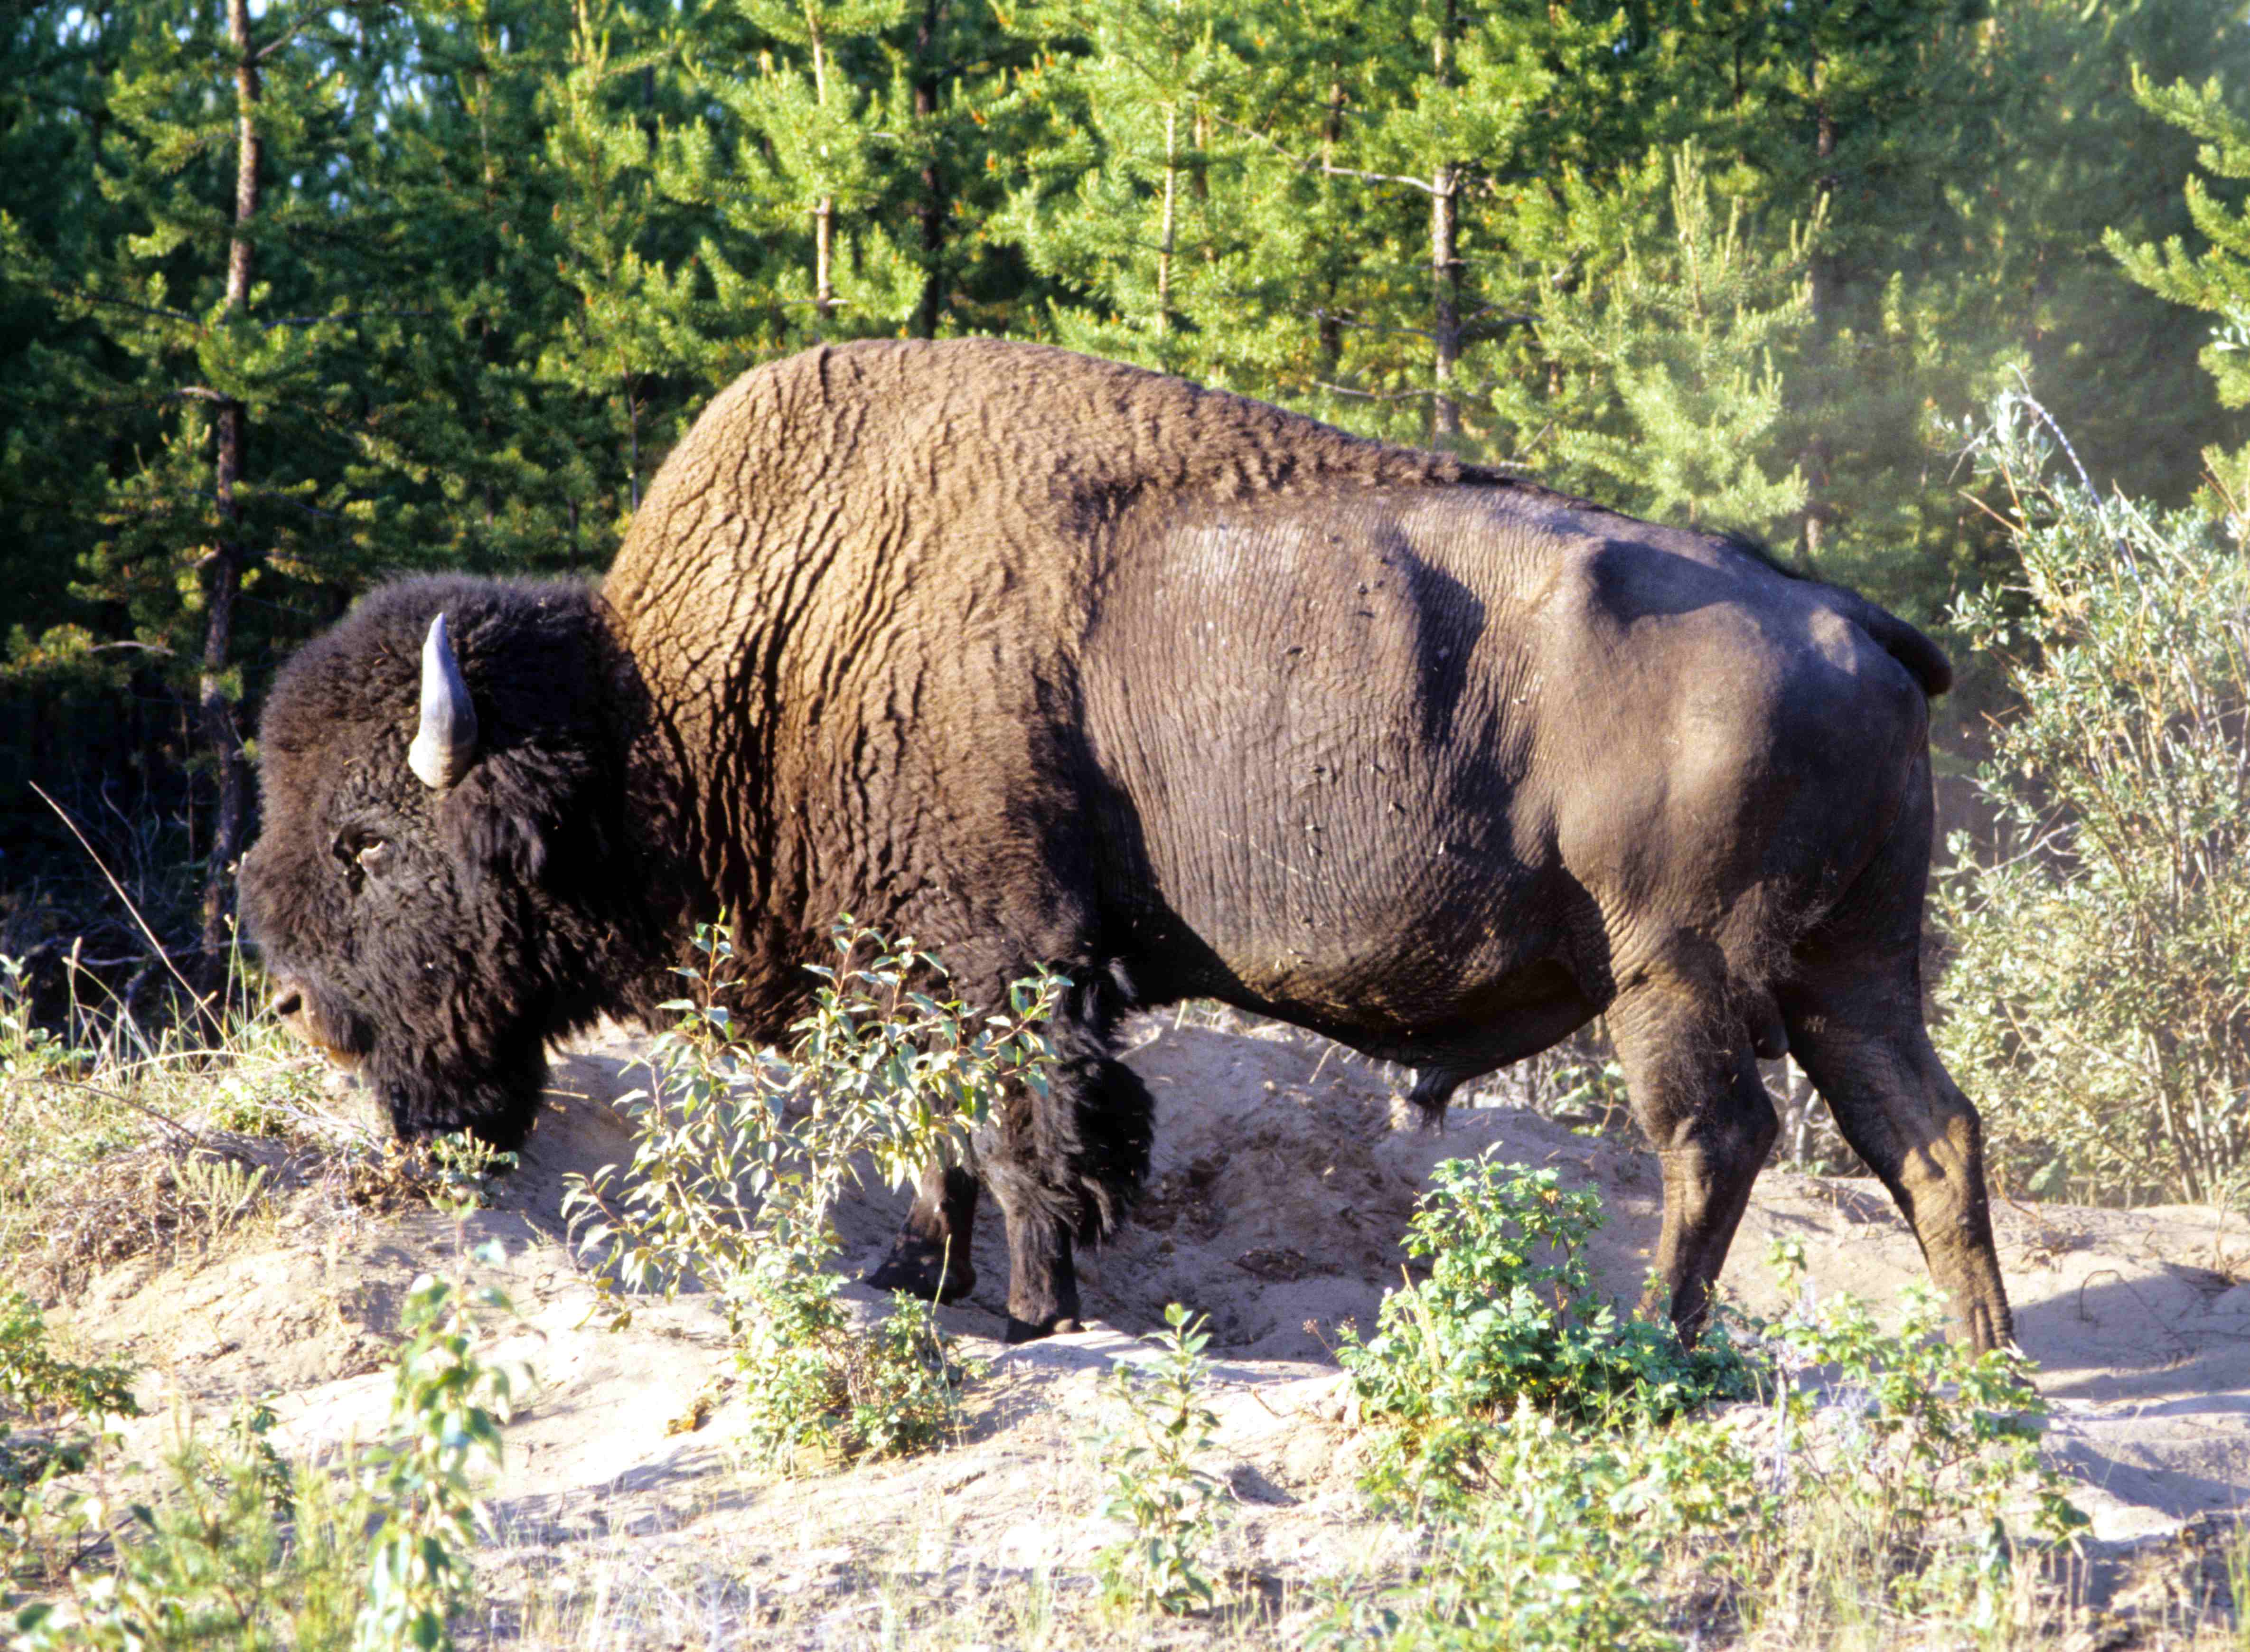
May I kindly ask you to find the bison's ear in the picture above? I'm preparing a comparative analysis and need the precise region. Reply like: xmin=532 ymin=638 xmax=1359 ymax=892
xmin=439 ymin=746 xmax=593 ymax=886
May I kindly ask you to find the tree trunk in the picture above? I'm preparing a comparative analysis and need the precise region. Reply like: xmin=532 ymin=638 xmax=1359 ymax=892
xmin=198 ymin=0 xmax=261 ymax=962
xmin=1800 ymin=58 xmax=1836 ymax=566
xmin=1157 ymin=103 xmax=1178 ymax=337
xmin=1316 ymin=78 xmax=1345 ymax=380
xmin=811 ymin=23 xmax=835 ymax=331
xmin=1431 ymin=163 xmax=1461 ymax=443
xmin=1429 ymin=0 xmax=1462 ymax=444
xmin=912 ymin=0 xmax=947 ymax=339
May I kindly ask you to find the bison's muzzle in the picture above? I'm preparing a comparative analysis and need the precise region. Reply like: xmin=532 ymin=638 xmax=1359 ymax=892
xmin=267 ymin=979 xmax=367 ymax=1071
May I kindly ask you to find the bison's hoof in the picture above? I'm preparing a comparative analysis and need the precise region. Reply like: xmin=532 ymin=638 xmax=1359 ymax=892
xmin=1002 ymin=1314 xmax=1084 ymax=1344
xmin=865 ymin=1239 xmax=975 ymax=1305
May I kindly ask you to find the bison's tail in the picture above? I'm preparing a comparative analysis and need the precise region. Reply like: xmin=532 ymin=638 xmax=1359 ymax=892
xmin=1841 ymin=595 xmax=1953 ymax=698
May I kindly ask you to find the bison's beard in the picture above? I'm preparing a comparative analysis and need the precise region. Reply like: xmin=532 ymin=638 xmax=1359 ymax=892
xmin=368 ymin=1021 xmax=547 ymax=1151
xmin=271 ymin=972 xmax=546 ymax=1150
xmin=371 ymin=1035 xmax=546 ymax=1152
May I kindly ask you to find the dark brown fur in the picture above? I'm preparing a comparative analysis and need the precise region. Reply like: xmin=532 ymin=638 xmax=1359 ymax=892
xmin=243 ymin=339 xmax=2012 ymax=1352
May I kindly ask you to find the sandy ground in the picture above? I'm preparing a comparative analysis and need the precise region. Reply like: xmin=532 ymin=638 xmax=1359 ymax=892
xmin=50 ymin=1012 xmax=2250 ymax=1642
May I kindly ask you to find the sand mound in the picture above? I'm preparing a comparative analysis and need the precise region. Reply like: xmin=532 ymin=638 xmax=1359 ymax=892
xmin=48 ymin=1012 xmax=2250 ymax=1638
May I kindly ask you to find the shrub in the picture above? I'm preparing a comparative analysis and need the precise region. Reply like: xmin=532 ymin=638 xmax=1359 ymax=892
xmin=1934 ymin=390 xmax=2250 ymax=1205
xmin=16 ymin=1408 xmax=368 ymax=1652
xmin=1337 ymin=1154 xmax=1749 ymax=1486
xmin=731 ymin=1250 xmax=971 ymax=1468
xmin=0 ymin=1293 xmax=138 ymax=1581
xmin=17 ymin=1259 xmax=518 ymax=1652
xmin=566 ymin=919 xmax=1059 ymax=1470
xmin=1319 ymin=1405 xmax=1757 ymax=1652
xmin=0 ymin=949 xmax=338 ymax=1292
xmin=353 ymin=1259 xmax=523 ymax=1652
xmin=1323 ymin=1168 xmax=2085 ymax=1650
xmin=1093 ymin=1304 xmax=1229 ymax=1617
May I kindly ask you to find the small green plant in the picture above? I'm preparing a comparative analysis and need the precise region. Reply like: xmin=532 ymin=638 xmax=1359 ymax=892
xmin=1320 ymin=1403 xmax=1758 ymax=1652
xmin=1760 ymin=1239 xmax=2086 ymax=1613
xmin=1324 ymin=1173 xmax=2086 ymax=1649
xmin=15 ymin=1267 xmax=522 ymax=1652
xmin=0 ymin=957 xmax=72 ymax=1092
xmin=16 ymin=1407 xmax=370 ymax=1652
xmin=565 ymin=918 xmax=1059 ymax=1472
xmin=423 ymin=1132 xmax=517 ymax=1215
xmin=1093 ymin=1304 xmax=1229 ymax=1617
xmin=0 ymin=1294 xmax=137 ymax=1427
xmin=0 ymin=1292 xmax=139 ymax=1576
xmin=730 ymin=1249 xmax=975 ymax=1469
xmin=1339 ymin=1154 xmax=1748 ymax=1490
xmin=170 ymin=1152 xmax=272 ymax=1253
xmin=352 ymin=1258 xmax=522 ymax=1652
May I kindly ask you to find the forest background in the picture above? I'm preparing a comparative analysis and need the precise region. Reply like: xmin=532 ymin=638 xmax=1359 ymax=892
xmin=3 ymin=0 xmax=2249 ymax=982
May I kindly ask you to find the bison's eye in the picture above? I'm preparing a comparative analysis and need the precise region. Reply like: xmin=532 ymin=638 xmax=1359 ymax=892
xmin=333 ymin=829 xmax=392 ymax=890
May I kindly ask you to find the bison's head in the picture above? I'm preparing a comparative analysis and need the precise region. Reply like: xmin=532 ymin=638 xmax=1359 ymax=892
xmin=240 ymin=576 xmax=645 ymax=1149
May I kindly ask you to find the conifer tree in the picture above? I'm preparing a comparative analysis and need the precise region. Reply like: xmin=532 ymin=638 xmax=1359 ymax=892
xmin=666 ymin=0 xmax=923 ymax=346
xmin=2109 ymin=67 xmax=2250 ymax=496
xmin=999 ymin=0 xmax=1266 ymax=376
xmin=355 ymin=0 xmax=594 ymax=570
xmin=534 ymin=0 xmax=720 ymax=526
xmin=890 ymin=0 xmax=1037 ymax=337
xmin=1527 ymin=146 xmax=1817 ymax=536
xmin=4 ymin=2 xmax=412 ymax=951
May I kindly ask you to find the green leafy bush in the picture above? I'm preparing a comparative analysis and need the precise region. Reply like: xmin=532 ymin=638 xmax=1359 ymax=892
xmin=17 ymin=1407 xmax=368 ymax=1652
xmin=1093 ymin=1304 xmax=1230 ymax=1617
xmin=0 ymin=1293 xmax=138 ymax=1579
xmin=1323 ymin=1165 xmax=2085 ymax=1649
xmin=1320 ymin=1405 xmax=1758 ymax=1652
xmin=1934 ymin=392 xmax=2250 ymax=1205
xmin=1764 ymin=1241 xmax=2083 ymax=1553
xmin=18 ymin=1260 xmax=518 ymax=1652
xmin=731 ymin=1250 xmax=971 ymax=1469
xmin=353 ymin=1260 xmax=522 ymax=1652
xmin=566 ymin=919 xmax=1059 ymax=1470
xmin=1337 ymin=1155 xmax=1749 ymax=1481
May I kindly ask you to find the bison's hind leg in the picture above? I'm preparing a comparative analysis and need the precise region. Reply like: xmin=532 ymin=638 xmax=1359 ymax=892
xmin=1609 ymin=966 xmax=1780 ymax=1345
xmin=1775 ymin=754 xmax=2013 ymax=1354
xmin=1779 ymin=960 xmax=2013 ymax=1353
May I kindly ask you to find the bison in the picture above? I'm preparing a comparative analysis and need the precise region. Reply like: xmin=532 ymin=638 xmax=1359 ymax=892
xmin=240 ymin=338 xmax=2012 ymax=1352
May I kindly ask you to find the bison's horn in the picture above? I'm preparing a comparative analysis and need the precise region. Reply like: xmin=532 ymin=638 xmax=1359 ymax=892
xmin=406 ymin=612 xmax=478 ymax=790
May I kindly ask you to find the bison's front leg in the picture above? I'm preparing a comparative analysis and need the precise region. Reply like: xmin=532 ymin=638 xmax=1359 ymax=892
xmin=865 ymin=1161 xmax=979 ymax=1304
xmin=983 ymin=1041 xmax=1156 ymax=1342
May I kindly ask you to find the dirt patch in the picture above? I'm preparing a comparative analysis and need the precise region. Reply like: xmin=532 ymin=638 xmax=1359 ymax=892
xmin=44 ymin=1013 xmax=2250 ymax=1641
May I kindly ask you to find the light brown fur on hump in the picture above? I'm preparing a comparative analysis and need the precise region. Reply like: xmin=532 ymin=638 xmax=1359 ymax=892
xmin=595 ymin=340 xmax=1478 ymax=928
xmin=602 ymin=338 xmax=1467 ymax=632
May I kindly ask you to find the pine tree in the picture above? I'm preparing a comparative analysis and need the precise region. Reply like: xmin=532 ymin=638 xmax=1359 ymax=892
xmin=664 ymin=0 xmax=924 ymax=347
xmin=4 ymin=1 xmax=415 ymax=952
xmin=888 ymin=0 xmax=1043 ymax=338
xmin=531 ymin=0 xmax=723 ymax=527
xmin=1528 ymin=145 xmax=1818 ymax=535
xmin=998 ymin=0 xmax=1268 ymax=376
xmin=2109 ymin=65 xmax=2250 ymax=498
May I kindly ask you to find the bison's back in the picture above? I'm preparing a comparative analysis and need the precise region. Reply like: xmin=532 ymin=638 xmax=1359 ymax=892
xmin=1078 ymin=481 xmax=1935 ymax=1060
xmin=600 ymin=338 xmax=1936 ymax=1054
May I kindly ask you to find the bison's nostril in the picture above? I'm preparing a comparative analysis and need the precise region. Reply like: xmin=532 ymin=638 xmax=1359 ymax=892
xmin=271 ymin=989 xmax=302 ymax=1021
